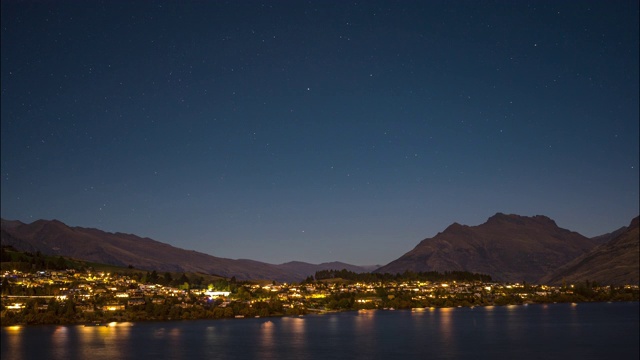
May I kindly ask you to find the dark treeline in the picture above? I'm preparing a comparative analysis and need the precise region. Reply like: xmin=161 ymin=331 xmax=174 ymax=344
xmin=313 ymin=269 xmax=492 ymax=283
xmin=0 ymin=246 xmax=221 ymax=290
xmin=1 ymin=246 xmax=69 ymax=272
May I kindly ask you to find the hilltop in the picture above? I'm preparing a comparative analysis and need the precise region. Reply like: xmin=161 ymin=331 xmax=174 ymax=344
xmin=0 ymin=219 xmax=372 ymax=282
xmin=376 ymin=213 xmax=599 ymax=283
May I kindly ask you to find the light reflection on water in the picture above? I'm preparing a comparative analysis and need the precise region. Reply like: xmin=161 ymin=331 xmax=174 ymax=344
xmin=77 ymin=322 xmax=132 ymax=359
xmin=354 ymin=310 xmax=376 ymax=358
xmin=259 ymin=320 xmax=275 ymax=359
xmin=168 ymin=327 xmax=183 ymax=358
xmin=51 ymin=326 xmax=69 ymax=360
xmin=1 ymin=303 xmax=638 ymax=360
xmin=282 ymin=316 xmax=306 ymax=359
xmin=3 ymin=326 xmax=23 ymax=360
xmin=437 ymin=307 xmax=454 ymax=349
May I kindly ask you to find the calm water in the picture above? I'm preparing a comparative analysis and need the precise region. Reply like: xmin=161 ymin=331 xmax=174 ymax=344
xmin=2 ymin=302 xmax=638 ymax=360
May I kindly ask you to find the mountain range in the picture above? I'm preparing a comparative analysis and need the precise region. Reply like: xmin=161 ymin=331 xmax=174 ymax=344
xmin=1 ymin=213 xmax=638 ymax=285
xmin=375 ymin=213 xmax=638 ymax=284
xmin=540 ymin=216 xmax=639 ymax=285
xmin=376 ymin=213 xmax=594 ymax=282
xmin=0 ymin=219 xmax=374 ymax=282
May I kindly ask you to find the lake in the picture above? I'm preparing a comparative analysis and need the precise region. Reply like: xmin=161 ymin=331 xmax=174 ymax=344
xmin=2 ymin=302 xmax=638 ymax=360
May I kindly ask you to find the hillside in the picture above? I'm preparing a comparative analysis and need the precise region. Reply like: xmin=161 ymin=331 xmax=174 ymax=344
xmin=274 ymin=261 xmax=377 ymax=280
xmin=0 ymin=219 xmax=368 ymax=282
xmin=375 ymin=213 xmax=597 ymax=283
xmin=590 ymin=225 xmax=629 ymax=245
xmin=539 ymin=217 xmax=639 ymax=285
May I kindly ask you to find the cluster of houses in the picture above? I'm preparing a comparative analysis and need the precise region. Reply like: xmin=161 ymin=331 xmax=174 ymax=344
xmin=2 ymin=268 xmax=637 ymax=314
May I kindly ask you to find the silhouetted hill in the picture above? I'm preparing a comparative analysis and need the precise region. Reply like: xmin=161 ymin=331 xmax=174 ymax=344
xmin=0 ymin=219 xmax=368 ymax=282
xmin=539 ymin=216 xmax=639 ymax=285
xmin=375 ymin=213 xmax=597 ymax=283
xmin=1 ymin=228 xmax=36 ymax=253
xmin=0 ymin=219 xmax=24 ymax=229
xmin=590 ymin=225 xmax=629 ymax=245
xmin=275 ymin=261 xmax=377 ymax=280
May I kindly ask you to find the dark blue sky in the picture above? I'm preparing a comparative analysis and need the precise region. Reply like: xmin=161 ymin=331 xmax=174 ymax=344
xmin=2 ymin=1 xmax=638 ymax=265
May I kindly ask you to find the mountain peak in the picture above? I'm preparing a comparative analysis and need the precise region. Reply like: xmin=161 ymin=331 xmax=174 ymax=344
xmin=377 ymin=212 xmax=595 ymax=282
xmin=445 ymin=222 xmax=465 ymax=230
xmin=540 ymin=215 xmax=639 ymax=285
xmin=531 ymin=215 xmax=557 ymax=226
xmin=487 ymin=212 xmax=522 ymax=223
xmin=0 ymin=218 xmax=371 ymax=282
xmin=0 ymin=219 xmax=24 ymax=229
xmin=485 ymin=213 xmax=557 ymax=228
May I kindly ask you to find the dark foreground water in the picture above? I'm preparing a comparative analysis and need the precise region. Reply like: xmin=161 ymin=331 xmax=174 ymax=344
xmin=2 ymin=302 xmax=638 ymax=360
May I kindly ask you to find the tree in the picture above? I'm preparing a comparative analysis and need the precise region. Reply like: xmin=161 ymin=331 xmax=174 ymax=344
xmin=177 ymin=273 xmax=189 ymax=286
xmin=56 ymin=256 xmax=67 ymax=270
xmin=163 ymin=272 xmax=173 ymax=286
xmin=62 ymin=299 xmax=76 ymax=320
xmin=236 ymin=287 xmax=251 ymax=301
xmin=148 ymin=270 xmax=158 ymax=284
xmin=1 ymin=247 xmax=12 ymax=262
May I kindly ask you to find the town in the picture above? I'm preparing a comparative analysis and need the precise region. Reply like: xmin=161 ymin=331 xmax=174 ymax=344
xmin=2 ymin=264 xmax=638 ymax=326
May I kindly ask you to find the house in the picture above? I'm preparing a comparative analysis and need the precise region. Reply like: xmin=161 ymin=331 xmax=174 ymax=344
xmin=102 ymin=304 xmax=125 ymax=311
xmin=128 ymin=298 xmax=146 ymax=306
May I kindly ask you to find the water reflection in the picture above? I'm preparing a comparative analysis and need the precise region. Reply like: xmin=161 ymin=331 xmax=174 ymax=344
xmin=282 ymin=316 xmax=306 ymax=358
xmin=205 ymin=325 xmax=216 ymax=347
xmin=153 ymin=327 xmax=166 ymax=338
xmin=51 ymin=326 xmax=70 ymax=359
xmin=327 ymin=313 xmax=339 ymax=333
xmin=77 ymin=322 xmax=132 ymax=359
xmin=2 ymin=325 xmax=23 ymax=360
xmin=410 ymin=307 xmax=426 ymax=315
xmin=2 ymin=303 xmax=636 ymax=360
xmin=324 ymin=313 xmax=341 ymax=353
xmin=568 ymin=302 xmax=582 ymax=335
xmin=503 ymin=305 xmax=521 ymax=342
xmin=410 ymin=307 xmax=432 ymax=338
xmin=168 ymin=327 xmax=184 ymax=358
xmin=259 ymin=320 xmax=275 ymax=359
xmin=438 ymin=307 xmax=454 ymax=347
xmin=354 ymin=310 xmax=376 ymax=358
xmin=481 ymin=306 xmax=496 ymax=334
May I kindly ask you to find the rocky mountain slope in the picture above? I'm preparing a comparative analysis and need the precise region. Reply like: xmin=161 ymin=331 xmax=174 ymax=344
xmin=0 ymin=219 xmax=370 ymax=282
xmin=590 ymin=225 xmax=629 ymax=245
xmin=3 ymin=214 xmax=635 ymax=285
xmin=375 ymin=213 xmax=598 ymax=283
xmin=539 ymin=216 xmax=639 ymax=285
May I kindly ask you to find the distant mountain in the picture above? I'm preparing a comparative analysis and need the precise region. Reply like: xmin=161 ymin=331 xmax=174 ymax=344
xmin=375 ymin=213 xmax=597 ymax=283
xmin=1 ymin=228 xmax=36 ymax=253
xmin=590 ymin=225 xmax=629 ymax=245
xmin=0 ymin=219 xmax=369 ymax=282
xmin=0 ymin=219 xmax=24 ymax=229
xmin=274 ymin=261 xmax=377 ymax=280
xmin=358 ymin=264 xmax=383 ymax=272
xmin=539 ymin=216 xmax=639 ymax=285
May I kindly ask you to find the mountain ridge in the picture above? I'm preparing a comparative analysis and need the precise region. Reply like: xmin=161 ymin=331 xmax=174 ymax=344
xmin=2 ymin=214 xmax=636 ymax=284
xmin=539 ymin=216 xmax=639 ymax=285
xmin=0 ymin=218 xmax=373 ymax=282
xmin=376 ymin=213 xmax=599 ymax=283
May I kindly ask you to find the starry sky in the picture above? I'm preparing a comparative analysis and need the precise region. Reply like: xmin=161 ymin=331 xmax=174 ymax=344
xmin=1 ymin=1 xmax=638 ymax=266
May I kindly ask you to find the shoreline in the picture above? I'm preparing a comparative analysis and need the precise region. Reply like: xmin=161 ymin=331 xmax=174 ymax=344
xmin=3 ymin=299 xmax=638 ymax=328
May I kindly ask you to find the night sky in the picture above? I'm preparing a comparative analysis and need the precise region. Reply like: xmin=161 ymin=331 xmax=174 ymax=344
xmin=2 ymin=1 xmax=638 ymax=266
